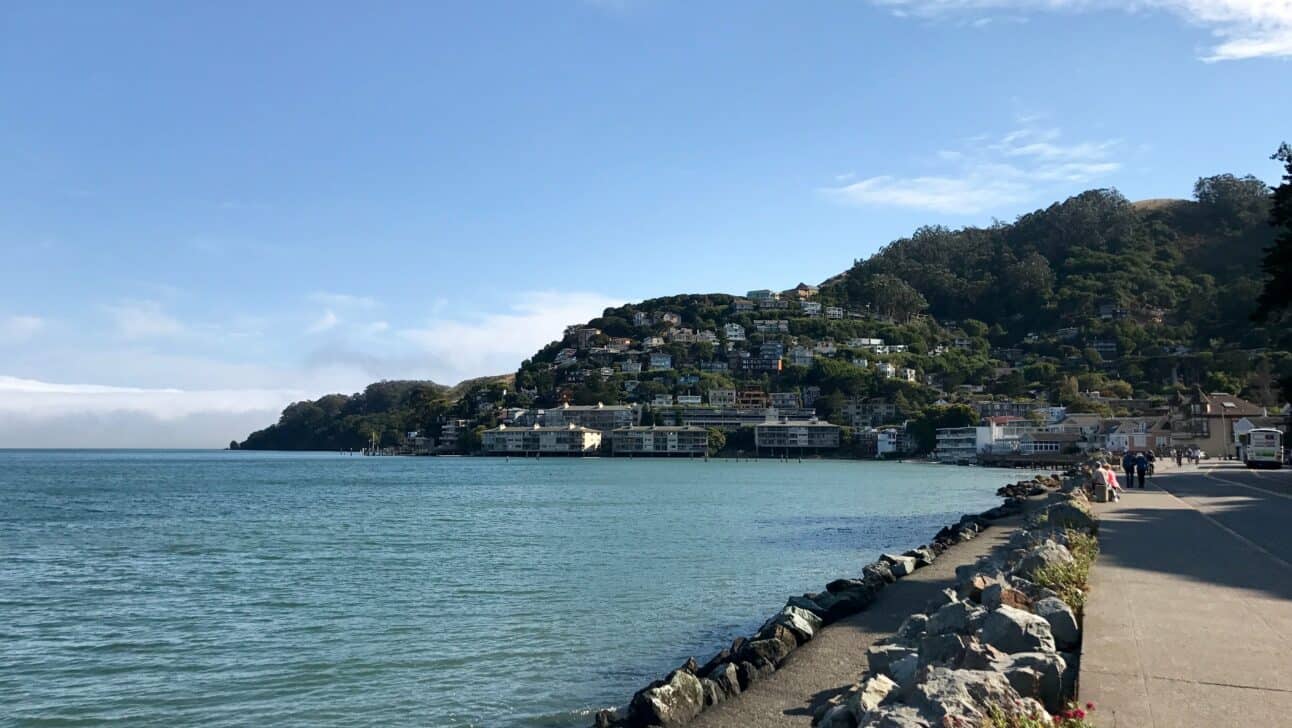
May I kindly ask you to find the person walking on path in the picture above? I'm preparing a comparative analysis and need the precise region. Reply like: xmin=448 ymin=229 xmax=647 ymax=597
xmin=1146 ymin=450 xmax=1156 ymax=477
xmin=1134 ymin=451 xmax=1149 ymax=488
xmin=1122 ymin=451 xmax=1136 ymax=488
xmin=1176 ymin=448 xmax=1184 ymax=467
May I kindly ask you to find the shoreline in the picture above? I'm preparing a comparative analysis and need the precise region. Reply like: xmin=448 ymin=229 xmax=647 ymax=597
xmin=591 ymin=473 xmax=1066 ymax=727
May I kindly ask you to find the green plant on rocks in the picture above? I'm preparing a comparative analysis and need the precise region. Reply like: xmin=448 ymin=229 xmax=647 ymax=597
xmin=985 ymin=700 xmax=1097 ymax=727
xmin=1031 ymin=530 xmax=1098 ymax=609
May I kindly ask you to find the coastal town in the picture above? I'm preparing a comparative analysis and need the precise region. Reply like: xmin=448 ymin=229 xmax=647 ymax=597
xmin=376 ymin=284 xmax=1289 ymax=464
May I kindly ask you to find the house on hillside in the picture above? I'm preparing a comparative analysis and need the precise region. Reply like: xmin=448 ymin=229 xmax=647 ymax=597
xmin=1170 ymin=389 xmax=1267 ymax=458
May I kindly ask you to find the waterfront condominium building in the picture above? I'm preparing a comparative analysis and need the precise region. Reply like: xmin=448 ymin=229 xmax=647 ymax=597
xmin=542 ymin=402 xmax=640 ymax=432
xmin=753 ymin=419 xmax=841 ymax=451
xmin=609 ymin=426 xmax=708 ymax=456
xmin=481 ymin=424 xmax=603 ymax=455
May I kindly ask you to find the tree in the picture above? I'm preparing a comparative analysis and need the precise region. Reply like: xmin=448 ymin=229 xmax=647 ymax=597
xmin=859 ymin=273 xmax=929 ymax=322
xmin=706 ymin=428 xmax=726 ymax=456
xmin=1194 ymin=173 xmax=1271 ymax=233
xmin=1254 ymin=143 xmax=1292 ymax=320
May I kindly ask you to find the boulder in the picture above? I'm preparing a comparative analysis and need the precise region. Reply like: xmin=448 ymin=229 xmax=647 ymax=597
xmin=926 ymin=600 xmax=986 ymax=636
xmin=856 ymin=705 xmax=933 ymax=727
xmin=827 ymin=578 xmax=868 ymax=593
xmin=818 ymin=703 xmax=858 ymax=728
xmin=735 ymin=661 xmax=757 ymax=691
xmin=994 ymin=651 xmax=1067 ymax=713
xmin=888 ymin=653 xmax=919 ymax=687
xmin=845 ymin=674 xmax=899 ymax=717
xmin=1045 ymin=501 xmax=1098 ymax=533
xmin=982 ymin=605 xmax=1057 ymax=654
xmin=771 ymin=605 xmax=824 ymax=642
xmin=1008 ymin=576 xmax=1061 ymax=603
xmin=903 ymin=546 xmax=936 ymax=568
xmin=895 ymin=613 xmax=929 ymax=642
xmin=788 ymin=594 xmax=831 ymax=619
xmin=593 ymin=707 xmax=626 ymax=728
xmin=865 ymin=644 xmax=916 ymax=678
xmin=957 ymin=637 xmax=1008 ymax=670
xmin=1060 ymin=651 xmax=1080 ymax=699
xmin=862 ymin=561 xmax=896 ymax=585
xmin=629 ymin=669 xmax=705 ymax=727
xmin=982 ymin=583 xmax=1034 ymax=612
xmin=756 ymin=622 xmax=802 ymax=652
xmin=917 ymin=632 xmax=966 ymax=668
xmin=1034 ymin=597 xmax=1080 ymax=650
xmin=826 ymin=586 xmax=880 ymax=621
xmin=708 ymin=662 xmax=741 ymax=698
xmin=924 ymin=588 xmax=959 ymax=613
xmin=696 ymin=648 xmax=731 ymax=679
xmin=880 ymin=553 xmax=917 ymax=577
xmin=908 ymin=667 xmax=1024 ymax=725
xmin=740 ymin=638 xmax=793 ymax=667
xmin=1013 ymin=541 xmax=1075 ymax=581
xmin=700 ymin=678 xmax=724 ymax=707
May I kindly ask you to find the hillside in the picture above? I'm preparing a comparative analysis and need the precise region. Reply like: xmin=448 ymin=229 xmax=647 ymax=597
xmin=239 ymin=173 xmax=1290 ymax=452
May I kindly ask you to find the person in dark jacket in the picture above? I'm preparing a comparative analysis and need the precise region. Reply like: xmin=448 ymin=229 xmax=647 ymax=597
xmin=1134 ymin=451 xmax=1149 ymax=488
xmin=1122 ymin=451 xmax=1136 ymax=488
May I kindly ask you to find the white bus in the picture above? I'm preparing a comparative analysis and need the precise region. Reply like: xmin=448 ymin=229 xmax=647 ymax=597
xmin=1242 ymin=428 xmax=1284 ymax=469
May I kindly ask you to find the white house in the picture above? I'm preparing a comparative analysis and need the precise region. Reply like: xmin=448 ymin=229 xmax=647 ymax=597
xmin=898 ymin=367 xmax=917 ymax=382
xmin=825 ymin=306 xmax=844 ymax=320
xmin=653 ymin=394 xmax=675 ymax=406
xmin=708 ymin=389 xmax=737 ymax=407
xmin=877 ymin=362 xmax=897 ymax=378
xmin=620 ymin=360 xmax=642 ymax=374
xmin=723 ymin=323 xmax=746 ymax=341
xmin=787 ymin=346 xmax=815 ymax=368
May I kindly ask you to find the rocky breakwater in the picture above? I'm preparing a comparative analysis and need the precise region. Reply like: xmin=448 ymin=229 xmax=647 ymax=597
xmin=813 ymin=482 xmax=1098 ymax=728
xmin=593 ymin=474 xmax=1068 ymax=728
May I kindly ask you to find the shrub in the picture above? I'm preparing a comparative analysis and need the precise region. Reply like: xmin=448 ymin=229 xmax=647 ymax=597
xmin=986 ymin=701 xmax=1097 ymax=727
xmin=1032 ymin=530 xmax=1099 ymax=609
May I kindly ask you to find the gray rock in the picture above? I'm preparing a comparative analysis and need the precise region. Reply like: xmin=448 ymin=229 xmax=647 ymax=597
xmin=924 ymin=587 xmax=959 ymax=613
xmin=865 ymin=644 xmax=916 ymax=677
xmin=1009 ymin=576 xmax=1061 ymax=603
xmin=788 ymin=594 xmax=831 ymax=618
xmin=827 ymin=585 xmax=881 ymax=620
xmin=1060 ymin=651 xmax=1080 ymax=699
xmin=982 ymin=582 xmax=1034 ymax=611
xmin=917 ymin=632 xmax=966 ymax=668
xmin=856 ymin=705 xmax=933 ymax=727
xmin=880 ymin=553 xmax=917 ymax=577
xmin=926 ymin=600 xmax=986 ymax=635
xmin=908 ymin=667 xmax=1024 ymax=725
xmin=700 ymin=677 xmax=724 ymax=707
xmin=740 ymin=637 xmax=793 ymax=666
xmin=1045 ymin=501 xmax=1098 ymax=533
xmin=845 ymin=674 xmax=899 ymax=717
xmin=771 ymin=605 xmax=824 ymax=642
xmin=818 ymin=703 xmax=858 ymax=728
xmin=903 ymin=546 xmax=936 ymax=568
xmin=862 ymin=561 xmax=896 ymax=585
xmin=982 ymin=605 xmax=1057 ymax=654
xmin=708 ymin=662 xmax=741 ymax=698
xmin=994 ymin=651 xmax=1067 ymax=713
xmin=629 ymin=669 xmax=705 ymax=727
xmin=895 ymin=613 xmax=928 ymax=642
xmin=1034 ymin=597 xmax=1080 ymax=650
xmin=888 ymin=653 xmax=919 ymax=687
xmin=1013 ymin=540 xmax=1075 ymax=581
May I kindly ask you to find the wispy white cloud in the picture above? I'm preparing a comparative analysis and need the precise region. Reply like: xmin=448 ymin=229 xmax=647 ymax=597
xmin=307 ymin=309 xmax=340 ymax=333
xmin=870 ymin=0 xmax=1292 ymax=60
xmin=825 ymin=122 xmax=1121 ymax=214
xmin=1 ymin=314 xmax=45 ymax=343
xmin=398 ymin=291 xmax=621 ymax=384
xmin=102 ymin=300 xmax=185 ymax=340
xmin=309 ymin=291 xmax=379 ymax=309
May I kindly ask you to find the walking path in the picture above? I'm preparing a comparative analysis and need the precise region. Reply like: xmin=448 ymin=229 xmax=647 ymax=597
xmin=689 ymin=512 xmax=1025 ymax=728
xmin=1082 ymin=462 xmax=1292 ymax=727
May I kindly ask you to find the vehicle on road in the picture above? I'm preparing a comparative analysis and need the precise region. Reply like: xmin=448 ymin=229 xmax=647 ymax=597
xmin=1242 ymin=428 xmax=1284 ymax=469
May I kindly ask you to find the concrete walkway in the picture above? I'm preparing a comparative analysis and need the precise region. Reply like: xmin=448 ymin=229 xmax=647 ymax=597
xmin=689 ymin=513 xmax=1025 ymax=728
xmin=1082 ymin=464 xmax=1292 ymax=727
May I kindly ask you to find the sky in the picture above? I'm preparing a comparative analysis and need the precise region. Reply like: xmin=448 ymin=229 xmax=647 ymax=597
xmin=1 ymin=1 xmax=1290 ymax=447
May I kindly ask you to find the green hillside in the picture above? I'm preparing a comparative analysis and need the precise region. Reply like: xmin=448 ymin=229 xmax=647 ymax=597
xmin=239 ymin=170 xmax=1291 ymax=452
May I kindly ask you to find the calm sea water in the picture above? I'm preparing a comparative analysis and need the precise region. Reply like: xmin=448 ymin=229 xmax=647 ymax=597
xmin=0 ymin=450 xmax=1015 ymax=727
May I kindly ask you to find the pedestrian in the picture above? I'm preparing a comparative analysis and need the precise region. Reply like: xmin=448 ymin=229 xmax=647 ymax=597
xmin=1102 ymin=460 xmax=1123 ymax=501
xmin=1175 ymin=448 xmax=1183 ymax=467
xmin=1146 ymin=450 xmax=1156 ymax=477
xmin=1121 ymin=450 xmax=1136 ymax=488
xmin=1134 ymin=451 xmax=1148 ymax=488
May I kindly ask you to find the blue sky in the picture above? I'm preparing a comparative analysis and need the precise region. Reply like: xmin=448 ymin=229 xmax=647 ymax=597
xmin=1 ymin=1 xmax=1289 ymax=446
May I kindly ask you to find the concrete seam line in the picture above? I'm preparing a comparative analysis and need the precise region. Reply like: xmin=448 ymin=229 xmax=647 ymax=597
xmin=1203 ymin=470 xmax=1292 ymax=502
xmin=1147 ymin=675 xmax=1292 ymax=694
xmin=1153 ymin=483 xmax=1292 ymax=573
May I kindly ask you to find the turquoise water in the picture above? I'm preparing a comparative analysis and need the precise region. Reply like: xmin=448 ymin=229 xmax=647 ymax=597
xmin=0 ymin=450 xmax=1014 ymax=727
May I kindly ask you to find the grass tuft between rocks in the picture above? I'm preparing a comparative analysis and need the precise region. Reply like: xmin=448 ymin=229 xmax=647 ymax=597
xmin=1031 ymin=530 xmax=1099 ymax=609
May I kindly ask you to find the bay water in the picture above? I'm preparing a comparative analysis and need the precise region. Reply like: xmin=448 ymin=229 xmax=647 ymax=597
xmin=0 ymin=450 xmax=1015 ymax=726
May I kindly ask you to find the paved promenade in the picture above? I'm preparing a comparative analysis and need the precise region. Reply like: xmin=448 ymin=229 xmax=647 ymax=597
xmin=1082 ymin=462 xmax=1292 ymax=727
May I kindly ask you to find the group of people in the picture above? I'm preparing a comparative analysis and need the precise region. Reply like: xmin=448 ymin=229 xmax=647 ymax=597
xmin=1173 ymin=447 xmax=1203 ymax=466
xmin=1087 ymin=450 xmax=1156 ymax=503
